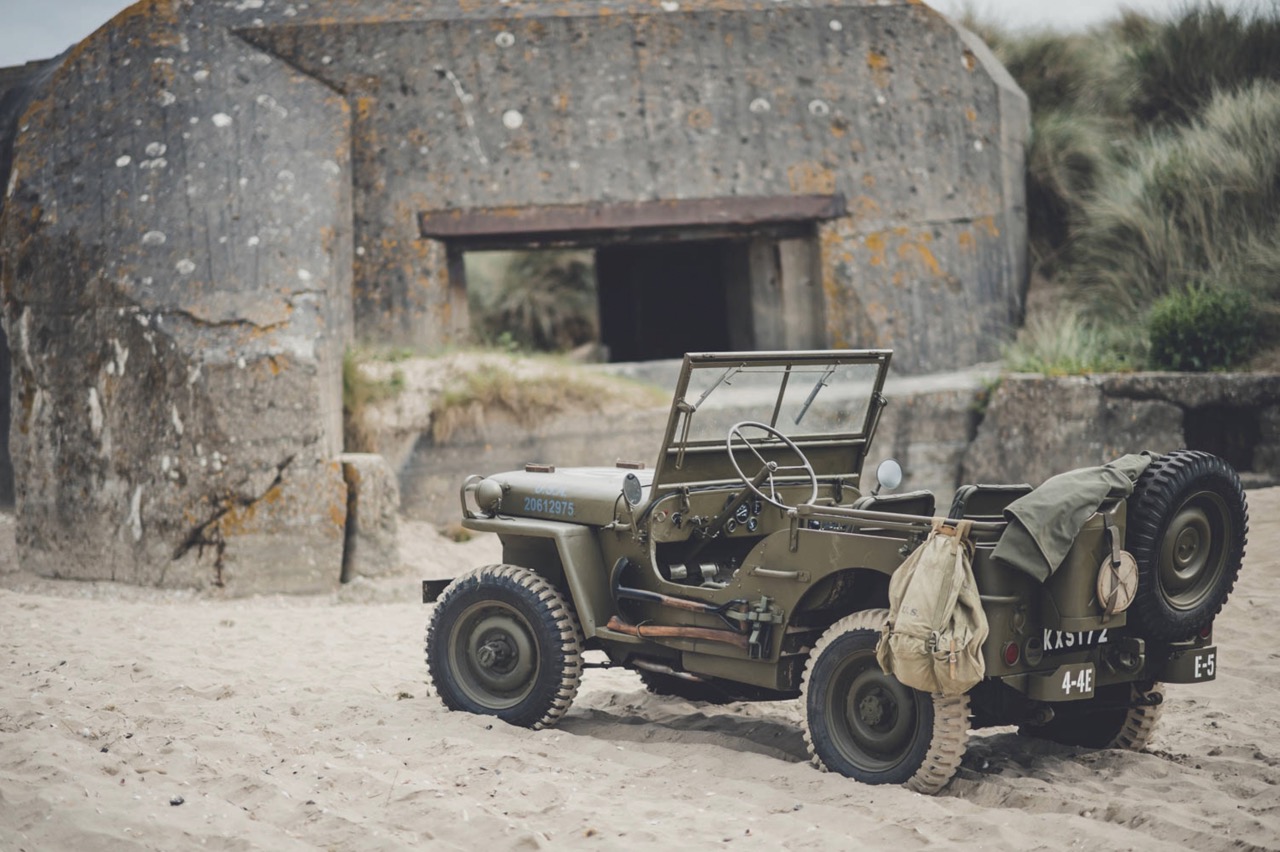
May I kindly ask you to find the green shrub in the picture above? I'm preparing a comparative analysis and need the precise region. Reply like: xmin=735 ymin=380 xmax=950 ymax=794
xmin=1147 ymin=286 xmax=1259 ymax=371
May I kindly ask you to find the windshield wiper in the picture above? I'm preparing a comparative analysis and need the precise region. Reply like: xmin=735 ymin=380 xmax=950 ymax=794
xmin=688 ymin=364 xmax=742 ymax=412
xmin=674 ymin=363 xmax=743 ymax=469
xmin=794 ymin=364 xmax=837 ymax=425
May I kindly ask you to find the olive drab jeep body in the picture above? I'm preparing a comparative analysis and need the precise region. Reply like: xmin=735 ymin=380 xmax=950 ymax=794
xmin=424 ymin=350 xmax=1249 ymax=794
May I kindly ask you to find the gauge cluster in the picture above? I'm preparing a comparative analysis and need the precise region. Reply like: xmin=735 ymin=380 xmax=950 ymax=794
xmin=724 ymin=495 xmax=764 ymax=534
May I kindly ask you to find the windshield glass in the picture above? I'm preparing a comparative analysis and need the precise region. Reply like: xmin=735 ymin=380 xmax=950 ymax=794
xmin=678 ymin=360 xmax=882 ymax=445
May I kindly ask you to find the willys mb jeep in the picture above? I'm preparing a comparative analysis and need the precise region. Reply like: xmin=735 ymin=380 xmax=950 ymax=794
xmin=424 ymin=350 xmax=1248 ymax=793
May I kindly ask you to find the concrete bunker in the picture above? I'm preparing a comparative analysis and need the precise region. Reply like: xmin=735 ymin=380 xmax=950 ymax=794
xmin=0 ymin=0 xmax=1030 ymax=590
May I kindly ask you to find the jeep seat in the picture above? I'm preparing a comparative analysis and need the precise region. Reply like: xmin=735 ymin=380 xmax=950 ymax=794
xmin=851 ymin=490 xmax=936 ymax=517
xmin=947 ymin=483 xmax=1033 ymax=521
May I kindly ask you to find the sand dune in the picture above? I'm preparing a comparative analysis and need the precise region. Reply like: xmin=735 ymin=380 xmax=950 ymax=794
xmin=2 ymin=491 xmax=1278 ymax=850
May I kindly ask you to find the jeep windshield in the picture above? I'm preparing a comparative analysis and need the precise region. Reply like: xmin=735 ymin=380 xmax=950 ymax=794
xmin=654 ymin=350 xmax=892 ymax=491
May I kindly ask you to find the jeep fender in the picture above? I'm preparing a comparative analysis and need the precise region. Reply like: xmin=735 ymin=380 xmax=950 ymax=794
xmin=462 ymin=516 xmax=609 ymax=637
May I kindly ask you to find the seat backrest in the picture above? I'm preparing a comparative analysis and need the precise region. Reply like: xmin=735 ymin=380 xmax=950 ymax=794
xmin=851 ymin=489 xmax=936 ymax=517
xmin=947 ymin=483 xmax=1033 ymax=521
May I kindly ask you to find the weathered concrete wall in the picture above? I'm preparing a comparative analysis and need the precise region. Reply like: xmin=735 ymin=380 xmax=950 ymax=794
xmin=1 ymin=5 xmax=353 ymax=591
xmin=235 ymin=1 xmax=1027 ymax=370
xmin=0 ymin=60 xmax=55 ymax=509
xmin=868 ymin=368 xmax=996 ymax=502
xmin=391 ymin=363 xmax=998 ymax=525
xmin=0 ymin=326 xmax=9 ymax=507
xmin=400 ymin=406 xmax=670 ymax=524
xmin=964 ymin=373 xmax=1280 ymax=489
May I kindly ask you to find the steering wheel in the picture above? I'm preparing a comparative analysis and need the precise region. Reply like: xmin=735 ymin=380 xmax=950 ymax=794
xmin=726 ymin=421 xmax=819 ymax=510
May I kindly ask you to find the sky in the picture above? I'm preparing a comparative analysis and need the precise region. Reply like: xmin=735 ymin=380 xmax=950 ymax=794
xmin=0 ymin=0 xmax=1270 ymax=67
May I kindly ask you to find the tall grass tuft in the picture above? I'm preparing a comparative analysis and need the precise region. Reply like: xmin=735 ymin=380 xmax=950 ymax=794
xmin=977 ymin=22 xmax=1133 ymax=275
xmin=1001 ymin=308 xmax=1143 ymax=375
xmin=1074 ymin=80 xmax=1280 ymax=315
xmin=1127 ymin=2 xmax=1280 ymax=127
xmin=964 ymin=2 xmax=1280 ymax=373
xmin=995 ymin=29 xmax=1130 ymax=117
xmin=343 ymin=350 xmax=405 ymax=452
xmin=1025 ymin=110 xmax=1118 ymax=273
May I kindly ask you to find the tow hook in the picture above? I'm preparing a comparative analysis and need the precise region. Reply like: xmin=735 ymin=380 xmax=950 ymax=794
xmin=1026 ymin=706 xmax=1055 ymax=726
xmin=1133 ymin=691 xmax=1163 ymax=707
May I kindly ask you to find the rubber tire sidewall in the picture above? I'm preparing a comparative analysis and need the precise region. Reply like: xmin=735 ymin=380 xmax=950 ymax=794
xmin=427 ymin=565 xmax=581 ymax=729
xmin=798 ymin=611 xmax=967 ymax=788
xmin=803 ymin=614 xmax=944 ymax=788
xmin=1127 ymin=451 xmax=1248 ymax=641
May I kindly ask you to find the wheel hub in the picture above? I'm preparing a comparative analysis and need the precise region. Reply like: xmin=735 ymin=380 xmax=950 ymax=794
xmin=477 ymin=638 xmax=515 ymax=670
xmin=829 ymin=661 xmax=918 ymax=770
xmin=858 ymin=692 xmax=888 ymax=727
xmin=1158 ymin=493 xmax=1228 ymax=609
xmin=1173 ymin=525 xmax=1202 ymax=570
xmin=449 ymin=604 xmax=539 ymax=710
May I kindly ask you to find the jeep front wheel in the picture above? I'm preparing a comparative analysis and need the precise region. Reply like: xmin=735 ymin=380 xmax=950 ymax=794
xmin=426 ymin=564 xmax=583 ymax=729
xmin=801 ymin=609 xmax=970 ymax=794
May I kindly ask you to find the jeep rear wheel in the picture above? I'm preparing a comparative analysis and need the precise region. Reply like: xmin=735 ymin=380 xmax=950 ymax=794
xmin=1020 ymin=682 xmax=1163 ymax=750
xmin=1127 ymin=451 xmax=1248 ymax=641
xmin=426 ymin=564 xmax=583 ymax=729
xmin=801 ymin=610 xmax=969 ymax=794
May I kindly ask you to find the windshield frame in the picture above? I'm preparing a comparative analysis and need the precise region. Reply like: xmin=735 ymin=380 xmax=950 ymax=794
xmin=652 ymin=349 xmax=893 ymax=493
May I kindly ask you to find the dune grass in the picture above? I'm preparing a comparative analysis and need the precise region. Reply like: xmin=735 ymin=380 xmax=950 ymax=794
xmin=342 ymin=349 xmax=406 ymax=452
xmin=1002 ymin=308 xmax=1143 ymax=376
xmin=969 ymin=2 xmax=1280 ymax=373
xmin=1075 ymin=81 xmax=1280 ymax=316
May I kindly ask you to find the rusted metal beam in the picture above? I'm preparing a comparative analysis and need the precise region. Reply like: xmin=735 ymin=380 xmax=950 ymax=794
xmin=418 ymin=194 xmax=846 ymax=240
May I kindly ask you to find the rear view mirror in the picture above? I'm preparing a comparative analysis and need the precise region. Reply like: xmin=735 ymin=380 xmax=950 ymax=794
xmin=874 ymin=459 xmax=903 ymax=495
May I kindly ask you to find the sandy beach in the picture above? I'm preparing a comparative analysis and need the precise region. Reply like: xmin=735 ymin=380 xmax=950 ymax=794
xmin=1 ymin=492 xmax=1278 ymax=851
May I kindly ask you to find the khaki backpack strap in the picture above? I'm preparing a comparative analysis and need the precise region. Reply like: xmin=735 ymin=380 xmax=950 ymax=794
xmin=937 ymin=518 xmax=975 ymax=558
xmin=929 ymin=530 xmax=961 ymax=645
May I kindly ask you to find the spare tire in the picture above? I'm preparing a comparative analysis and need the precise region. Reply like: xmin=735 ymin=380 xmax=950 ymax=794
xmin=1126 ymin=450 xmax=1248 ymax=641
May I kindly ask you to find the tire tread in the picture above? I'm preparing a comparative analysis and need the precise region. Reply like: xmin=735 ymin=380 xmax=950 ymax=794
xmin=1127 ymin=450 xmax=1249 ymax=640
xmin=425 ymin=564 xmax=583 ymax=730
xmin=800 ymin=609 xmax=970 ymax=795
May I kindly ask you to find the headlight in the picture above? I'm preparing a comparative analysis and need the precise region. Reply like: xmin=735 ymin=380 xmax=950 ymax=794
xmin=475 ymin=478 xmax=505 ymax=513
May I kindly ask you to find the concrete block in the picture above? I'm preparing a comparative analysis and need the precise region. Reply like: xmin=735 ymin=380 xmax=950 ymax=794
xmin=340 ymin=453 xmax=401 ymax=580
xmin=962 ymin=376 xmax=1184 ymax=487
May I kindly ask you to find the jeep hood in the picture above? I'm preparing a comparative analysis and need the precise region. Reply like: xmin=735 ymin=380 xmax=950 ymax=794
xmin=479 ymin=466 xmax=653 ymax=527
